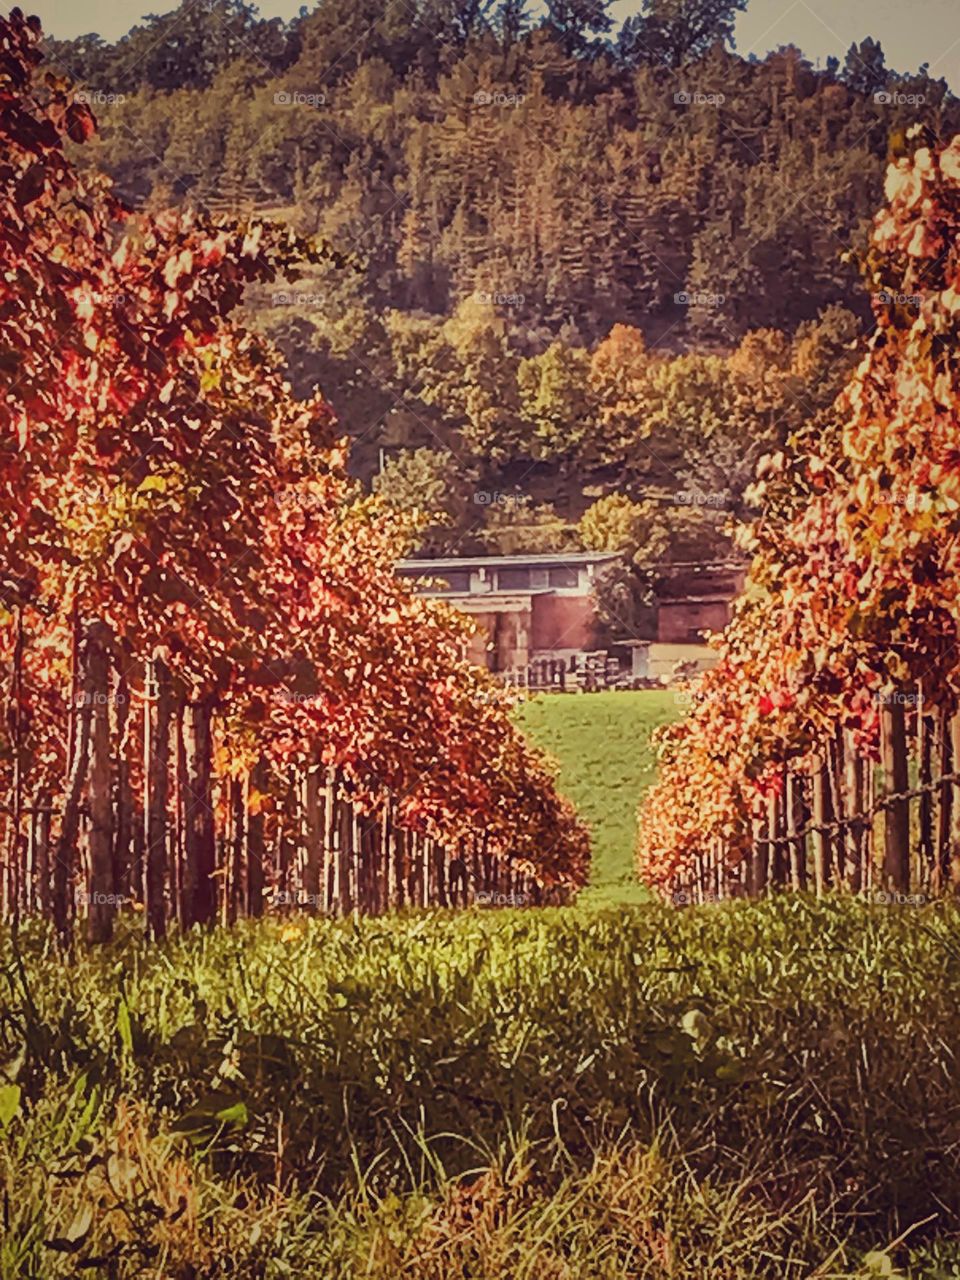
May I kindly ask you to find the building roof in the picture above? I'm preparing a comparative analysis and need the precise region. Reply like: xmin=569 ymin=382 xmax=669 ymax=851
xmin=397 ymin=551 xmax=620 ymax=571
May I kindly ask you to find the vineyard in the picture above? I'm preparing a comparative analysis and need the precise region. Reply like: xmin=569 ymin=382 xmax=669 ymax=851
xmin=638 ymin=127 xmax=960 ymax=908
xmin=9 ymin=1 xmax=960 ymax=1273
xmin=0 ymin=10 xmax=589 ymax=944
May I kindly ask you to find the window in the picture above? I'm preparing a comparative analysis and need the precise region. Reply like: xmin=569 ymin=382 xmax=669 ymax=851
xmin=435 ymin=570 xmax=471 ymax=592
xmin=498 ymin=565 xmax=574 ymax=590
xmin=498 ymin=567 xmax=531 ymax=590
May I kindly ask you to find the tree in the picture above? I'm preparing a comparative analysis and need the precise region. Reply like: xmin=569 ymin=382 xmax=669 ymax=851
xmin=841 ymin=37 xmax=888 ymax=99
xmin=620 ymin=0 xmax=747 ymax=68
xmin=494 ymin=0 xmax=533 ymax=46
xmin=540 ymin=0 xmax=613 ymax=55
xmin=372 ymin=447 xmax=473 ymax=553
xmin=586 ymin=324 xmax=656 ymax=471
xmin=517 ymin=341 xmax=595 ymax=462
xmin=290 ymin=0 xmax=424 ymax=86
xmin=421 ymin=0 xmax=500 ymax=46
xmin=482 ymin=500 xmax=575 ymax=555
xmin=47 ymin=0 xmax=294 ymax=94
xmin=579 ymin=493 xmax=729 ymax=639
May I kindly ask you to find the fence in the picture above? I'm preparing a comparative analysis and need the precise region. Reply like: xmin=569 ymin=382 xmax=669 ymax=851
xmin=671 ymin=693 xmax=960 ymax=904
xmin=501 ymin=654 xmax=622 ymax=693
xmin=0 ymin=766 xmax=560 ymax=938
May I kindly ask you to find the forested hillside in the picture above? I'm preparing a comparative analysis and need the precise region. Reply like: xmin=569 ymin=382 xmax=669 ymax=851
xmin=42 ymin=0 xmax=958 ymax=604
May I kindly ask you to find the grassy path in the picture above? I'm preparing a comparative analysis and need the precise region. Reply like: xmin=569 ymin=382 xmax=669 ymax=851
xmin=513 ymin=689 xmax=679 ymax=906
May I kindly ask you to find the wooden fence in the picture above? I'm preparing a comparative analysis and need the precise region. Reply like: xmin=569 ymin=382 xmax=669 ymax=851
xmin=1 ymin=769 xmax=559 ymax=937
xmin=0 ymin=631 xmax=567 ymax=944
xmin=671 ymin=693 xmax=960 ymax=904
xmin=501 ymin=654 xmax=622 ymax=693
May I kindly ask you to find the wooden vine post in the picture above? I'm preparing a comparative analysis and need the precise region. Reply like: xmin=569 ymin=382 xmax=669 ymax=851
xmin=183 ymin=696 xmax=216 ymax=926
xmin=86 ymin=621 xmax=114 ymax=944
xmin=785 ymin=773 xmax=807 ymax=891
xmin=842 ymin=729 xmax=864 ymax=893
xmin=145 ymin=656 xmax=171 ymax=942
xmin=302 ymin=766 xmax=322 ymax=909
xmin=53 ymin=620 xmax=98 ymax=943
xmin=950 ymin=711 xmax=960 ymax=892
xmin=811 ymin=756 xmax=833 ymax=897
xmin=881 ymin=692 xmax=910 ymax=893
xmin=246 ymin=757 xmax=267 ymax=918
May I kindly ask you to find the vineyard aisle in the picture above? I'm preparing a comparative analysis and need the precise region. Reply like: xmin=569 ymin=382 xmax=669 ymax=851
xmin=514 ymin=690 xmax=680 ymax=907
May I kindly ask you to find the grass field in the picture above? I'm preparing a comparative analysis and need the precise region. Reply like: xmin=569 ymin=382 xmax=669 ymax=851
xmin=8 ymin=694 xmax=960 ymax=1276
xmin=514 ymin=689 xmax=679 ymax=906
xmin=14 ymin=695 xmax=960 ymax=1276
xmin=5 ymin=899 xmax=960 ymax=1277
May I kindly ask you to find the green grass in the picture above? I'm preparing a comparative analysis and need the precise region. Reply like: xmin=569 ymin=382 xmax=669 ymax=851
xmin=514 ymin=689 xmax=679 ymax=906
xmin=10 ymin=695 xmax=959 ymax=1276
xmin=5 ymin=899 xmax=960 ymax=1276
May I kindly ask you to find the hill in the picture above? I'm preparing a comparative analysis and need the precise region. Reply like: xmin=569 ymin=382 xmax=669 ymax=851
xmin=40 ymin=0 xmax=958 ymax=599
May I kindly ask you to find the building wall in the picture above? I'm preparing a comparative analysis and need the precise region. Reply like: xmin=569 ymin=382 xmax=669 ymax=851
xmin=460 ymin=605 xmax=532 ymax=670
xmin=465 ymin=620 xmax=492 ymax=669
xmin=657 ymin=599 xmax=731 ymax=644
xmin=647 ymin=643 xmax=718 ymax=681
xmin=530 ymin=594 xmax=596 ymax=653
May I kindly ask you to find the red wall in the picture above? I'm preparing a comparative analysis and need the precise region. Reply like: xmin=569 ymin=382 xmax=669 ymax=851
xmin=531 ymin=595 xmax=596 ymax=651
xmin=657 ymin=599 xmax=730 ymax=644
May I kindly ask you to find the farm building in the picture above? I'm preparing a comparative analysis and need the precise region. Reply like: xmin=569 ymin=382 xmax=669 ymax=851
xmin=652 ymin=561 xmax=747 ymax=644
xmin=396 ymin=552 xmax=618 ymax=672
xmin=397 ymin=553 xmax=746 ymax=680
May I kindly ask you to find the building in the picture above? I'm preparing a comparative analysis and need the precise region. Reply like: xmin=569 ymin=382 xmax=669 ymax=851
xmin=652 ymin=561 xmax=747 ymax=643
xmin=640 ymin=560 xmax=748 ymax=682
xmin=397 ymin=553 xmax=748 ymax=683
xmin=396 ymin=552 xmax=619 ymax=672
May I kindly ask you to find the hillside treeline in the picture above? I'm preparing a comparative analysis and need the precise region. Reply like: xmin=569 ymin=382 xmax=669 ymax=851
xmin=42 ymin=0 xmax=957 ymax=604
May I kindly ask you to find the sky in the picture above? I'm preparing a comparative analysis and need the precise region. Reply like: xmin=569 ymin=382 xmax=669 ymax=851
xmin=24 ymin=0 xmax=960 ymax=88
